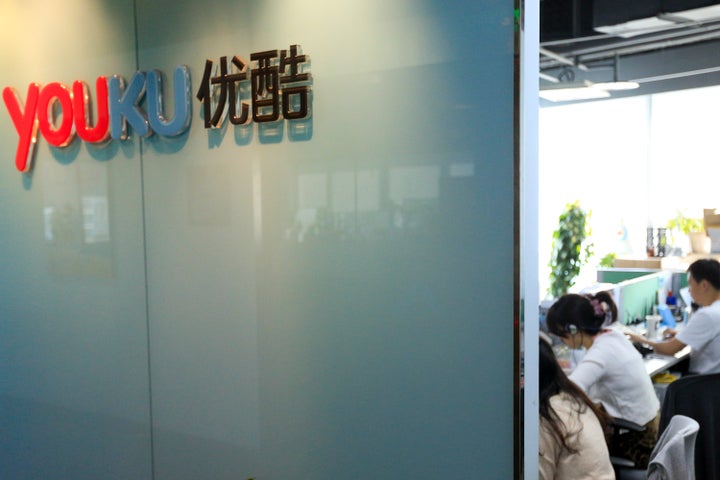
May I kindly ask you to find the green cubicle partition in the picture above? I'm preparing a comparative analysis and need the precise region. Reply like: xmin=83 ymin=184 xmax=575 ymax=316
xmin=617 ymin=273 xmax=665 ymax=325
xmin=599 ymin=267 xmax=689 ymax=324
xmin=597 ymin=268 xmax=658 ymax=285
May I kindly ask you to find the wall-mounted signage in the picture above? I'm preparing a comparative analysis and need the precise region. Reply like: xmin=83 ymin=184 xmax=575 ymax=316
xmin=2 ymin=45 xmax=312 ymax=173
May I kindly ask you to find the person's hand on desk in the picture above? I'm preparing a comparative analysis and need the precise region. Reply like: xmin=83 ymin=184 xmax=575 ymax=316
xmin=625 ymin=330 xmax=687 ymax=356
xmin=625 ymin=331 xmax=646 ymax=345
xmin=662 ymin=328 xmax=678 ymax=339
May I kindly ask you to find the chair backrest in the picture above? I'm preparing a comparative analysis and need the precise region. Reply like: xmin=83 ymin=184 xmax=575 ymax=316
xmin=659 ymin=373 xmax=720 ymax=480
xmin=647 ymin=414 xmax=699 ymax=480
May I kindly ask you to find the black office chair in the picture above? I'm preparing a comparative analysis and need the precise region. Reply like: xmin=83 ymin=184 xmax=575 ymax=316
xmin=608 ymin=417 xmax=650 ymax=480
xmin=659 ymin=373 xmax=720 ymax=480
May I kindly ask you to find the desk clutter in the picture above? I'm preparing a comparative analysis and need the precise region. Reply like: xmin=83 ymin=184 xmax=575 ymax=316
xmin=652 ymin=372 xmax=681 ymax=406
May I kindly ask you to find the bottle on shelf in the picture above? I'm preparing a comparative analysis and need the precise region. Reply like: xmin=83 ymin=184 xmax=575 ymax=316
xmin=646 ymin=226 xmax=655 ymax=257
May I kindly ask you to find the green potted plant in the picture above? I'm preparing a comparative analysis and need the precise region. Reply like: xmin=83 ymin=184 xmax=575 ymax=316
xmin=598 ymin=252 xmax=616 ymax=268
xmin=666 ymin=211 xmax=707 ymax=254
xmin=548 ymin=201 xmax=594 ymax=298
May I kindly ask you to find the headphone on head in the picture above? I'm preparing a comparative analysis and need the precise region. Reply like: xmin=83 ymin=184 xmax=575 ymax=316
xmin=566 ymin=324 xmax=579 ymax=335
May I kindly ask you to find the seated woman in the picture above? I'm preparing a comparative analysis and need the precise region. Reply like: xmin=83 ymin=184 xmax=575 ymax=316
xmin=539 ymin=336 xmax=615 ymax=480
xmin=546 ymin=291 xmax=660 ymax=469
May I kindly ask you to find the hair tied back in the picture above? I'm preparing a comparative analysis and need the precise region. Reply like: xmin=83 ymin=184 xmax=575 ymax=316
xmin=590 ymin=298 xmax=606 ymax=318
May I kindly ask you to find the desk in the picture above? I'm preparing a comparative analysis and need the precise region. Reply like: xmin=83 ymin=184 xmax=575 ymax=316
xmin=643 ymin=345 xmax=691 ymax=376
xmin=616 ymin=323 xmax=691 ymax=376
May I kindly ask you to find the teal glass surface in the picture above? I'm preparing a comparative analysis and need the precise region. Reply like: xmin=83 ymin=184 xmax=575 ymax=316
xmin=0 ymin=1 xmax=516 ymax=478
xmin=0 ymin=2 xmax=152 ymax=479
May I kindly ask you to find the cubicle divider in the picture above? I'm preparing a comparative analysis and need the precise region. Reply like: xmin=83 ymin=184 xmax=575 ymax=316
xmin=541 ymin=270 xmax=667 ymax=331
xmin=597 ymin=268 xmax=658 ymax=284
xmin=615 ymin=272 xmax=666 ymax=325
xmin=597 ymin=269 xmax=671 ymax=325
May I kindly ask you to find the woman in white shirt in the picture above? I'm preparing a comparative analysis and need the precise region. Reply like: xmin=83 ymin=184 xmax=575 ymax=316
xmin=546 ymin=291 xmax=660 ymax=469
xmin=539 ymin=337 xmax=615 ymax=480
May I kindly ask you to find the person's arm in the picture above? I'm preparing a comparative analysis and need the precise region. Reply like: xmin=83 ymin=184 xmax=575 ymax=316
xmin=626 ymin=331 xmax=687 ymax=356
xmin=568 ymin=356 xmax=603 ymax=393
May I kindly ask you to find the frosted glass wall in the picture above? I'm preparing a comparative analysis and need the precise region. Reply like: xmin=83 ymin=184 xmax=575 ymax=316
xmin=0 ymin=1 xmax=517 ymax=478
xmin=0 ymin=1 xmax=151 ymax=479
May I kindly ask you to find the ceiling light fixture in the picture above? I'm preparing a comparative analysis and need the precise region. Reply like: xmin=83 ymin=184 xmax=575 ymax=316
xmin=592 ymin=80 xmax=639 ymax=90
xmin=592 ymin=53 xmax=639 ymax=91
xmin=538 ymin=54 xmax=639 ymax=102
xmin=539 ymin=81 xmax=611 ymax=102
xmin=594 ymin=5 xmax=720 ymax=38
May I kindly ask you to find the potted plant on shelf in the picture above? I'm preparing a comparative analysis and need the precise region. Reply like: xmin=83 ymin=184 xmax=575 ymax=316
xmin=666 ymin=212 xmax=708 ymax=254
xmin=548 ymin=201 xmax=594 ymax=299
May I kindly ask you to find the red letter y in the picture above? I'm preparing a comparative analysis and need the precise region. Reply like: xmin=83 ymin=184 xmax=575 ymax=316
xmin=3 ymin=84 xmax=40 ymax=173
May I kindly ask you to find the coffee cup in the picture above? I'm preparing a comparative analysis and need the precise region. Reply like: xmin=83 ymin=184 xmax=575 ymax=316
xmin=646 ymin=314 xmax=662 ymax=340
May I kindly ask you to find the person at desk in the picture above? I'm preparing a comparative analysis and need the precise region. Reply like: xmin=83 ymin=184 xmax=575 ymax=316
xmin=538 ymin=336 xmax=614 ymax=480
xmin=546 ymin=291 xmax=660 ymax=468
xmin=628 ymin=258 xmax=720 ymax=375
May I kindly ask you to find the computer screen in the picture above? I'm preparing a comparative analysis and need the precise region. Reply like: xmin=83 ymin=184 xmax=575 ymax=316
xmin=679 ymin=287 xmax=692 ymax=309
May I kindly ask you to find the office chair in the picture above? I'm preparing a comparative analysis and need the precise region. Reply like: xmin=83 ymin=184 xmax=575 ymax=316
xmin=659 ymin=373 xmax=720 ymax=480
xmin=647 ymin=414 xmax=699 ymax=480
xmin=612 ymin=414 xmax=699 ymax=480
xmin=608 ymin=417 xmax=650 ymax=480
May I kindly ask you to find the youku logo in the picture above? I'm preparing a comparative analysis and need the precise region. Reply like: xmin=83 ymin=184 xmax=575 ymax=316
xmin=2 ymin=45 xmax=312 ymax=173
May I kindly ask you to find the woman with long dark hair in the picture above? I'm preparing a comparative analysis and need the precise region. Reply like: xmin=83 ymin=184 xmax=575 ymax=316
xmin=539 ymin=336 xmax=615 ymax=479
xmin=546 ymin=291 xmax=659 ymax=469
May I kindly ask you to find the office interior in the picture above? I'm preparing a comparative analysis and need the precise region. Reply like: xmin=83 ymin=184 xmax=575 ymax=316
xmin=539 ymin=0 xmax=720 ymax=275
xmin=537 ymin=1 xmax=720 ymax=477
xmin=0 ymin=1 xmax=522 ymax=479
xmin=538 ymin=2 xmax=720 ymax=309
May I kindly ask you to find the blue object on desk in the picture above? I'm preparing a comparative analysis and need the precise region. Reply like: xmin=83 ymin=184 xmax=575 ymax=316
xmin=658 ymin=304 xmax=676 ymax=328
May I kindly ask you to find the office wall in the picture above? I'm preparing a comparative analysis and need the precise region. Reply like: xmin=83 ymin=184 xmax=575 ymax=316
xmin=0 ymin=1 xmax=517 ymax=479
xmin=0 ymin=2 xmax=151 ymax=479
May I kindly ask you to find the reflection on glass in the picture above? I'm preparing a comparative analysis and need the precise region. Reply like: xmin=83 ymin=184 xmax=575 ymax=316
xmin=82 ymin=195 xmax=110 ymax=243
xmin=449 ymin=162 xmax=474 ymax=177
xmin=389 ymin=166 xmax=440 ymax=204
xmin=287 ymin=163 xmax=473 ymax=243
xmin=43 ymin=162 xmax=113 ymax=277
